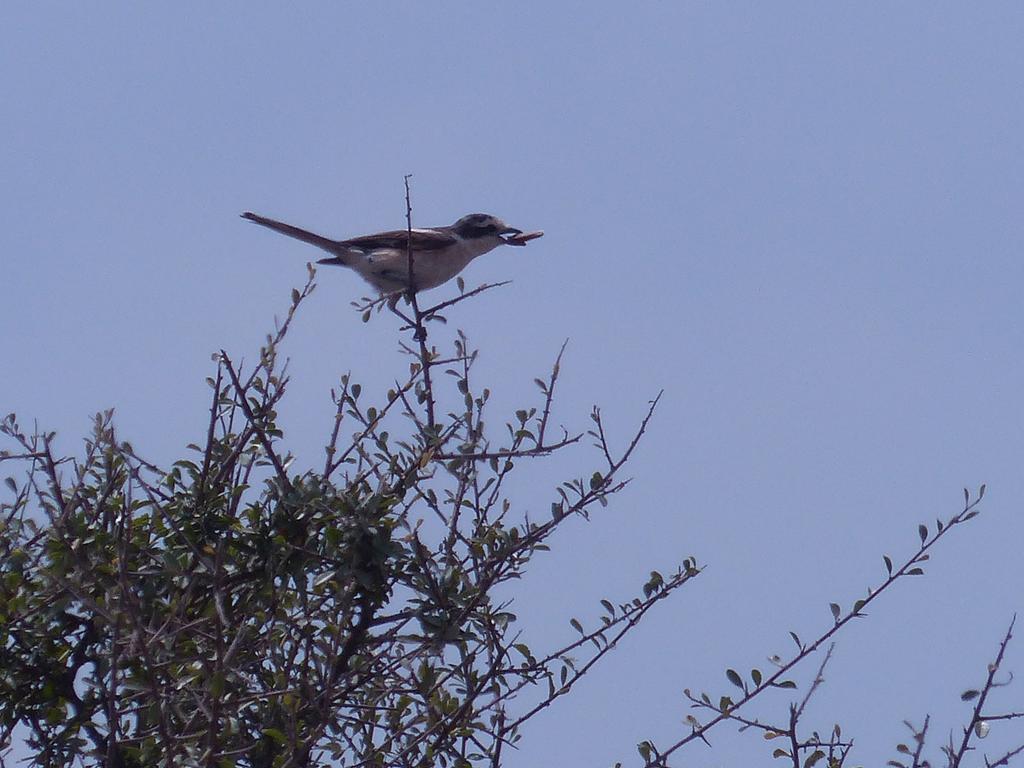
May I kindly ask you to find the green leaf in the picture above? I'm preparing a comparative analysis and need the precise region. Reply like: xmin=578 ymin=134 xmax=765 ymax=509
xmin=804 ymin=750 xmax=825 ymax=767
xmin=209 ymin=672 xmax=225 ymax=698
xmin=883 ymin=555 xmax=892 ymax=575
xmin=906 ymin=568 xmax=924 ymax=575
xmin=726 ymin=669 xmax=743 ymax=688
xmin=313 ymin=570 xmax=337 ymax=588
xmin=750 ymin=668 xmax=762 ymax=686
xmin=918 ymin=524 xmax=927 ymax=543
xmin=830 ymin=603 xmax=841 ymax=621
xmin=262 ymin=728 xmax=286 ymax=744
xmin=961 ymin=689 xmax=980 ymax=701
xmin=513 ymin=643 xmax=534 ymax=661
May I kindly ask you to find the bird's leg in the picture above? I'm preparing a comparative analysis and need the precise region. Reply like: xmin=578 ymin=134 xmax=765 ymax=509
xmin=386 ymin=301 xmax=414 ymax=326
xmin=384 ymin=294 xmax=428 ymax=342
xmin=402 ymin=287 xmax=429 ymax=342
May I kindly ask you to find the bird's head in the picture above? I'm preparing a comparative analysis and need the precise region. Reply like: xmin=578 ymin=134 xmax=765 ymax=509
xmin=452 ymin=213 xmax=522 ymax=241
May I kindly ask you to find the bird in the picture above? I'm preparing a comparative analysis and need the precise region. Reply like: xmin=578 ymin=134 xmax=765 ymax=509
xmin=241 ymin=211 xmax=530 ymax=294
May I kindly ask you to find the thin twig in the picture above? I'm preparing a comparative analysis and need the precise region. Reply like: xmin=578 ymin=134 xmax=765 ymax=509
xmin=649 ymin=490 xmax=986 ymax=767
xmin=951 ymin=615 xmax=1017 ymax=767
xmin=220 ymin=351 xmax=294 ymax=495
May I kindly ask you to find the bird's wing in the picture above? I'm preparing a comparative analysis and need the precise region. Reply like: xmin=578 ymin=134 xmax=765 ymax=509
xmin=342 ymin=228 xmax=457 ymax=252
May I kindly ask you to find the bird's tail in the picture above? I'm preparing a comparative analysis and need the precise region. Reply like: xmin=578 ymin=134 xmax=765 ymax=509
xmin=241 ymin=212 xmax=354 ymax=264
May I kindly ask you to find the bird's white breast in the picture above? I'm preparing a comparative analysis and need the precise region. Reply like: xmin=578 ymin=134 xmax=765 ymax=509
xmin=345 ymin=234 xmax=506 ymax=292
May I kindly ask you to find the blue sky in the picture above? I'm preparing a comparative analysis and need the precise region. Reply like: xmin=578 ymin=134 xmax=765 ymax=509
xmin=3 ymin=3 xmax=1023 ymax=765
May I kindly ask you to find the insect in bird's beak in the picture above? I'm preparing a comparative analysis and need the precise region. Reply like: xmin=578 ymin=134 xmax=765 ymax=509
xmin=503 ymin=229 xmax=544 ymax=246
